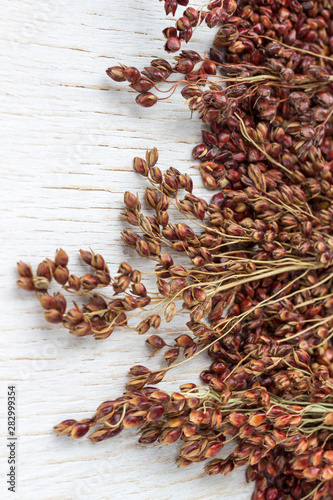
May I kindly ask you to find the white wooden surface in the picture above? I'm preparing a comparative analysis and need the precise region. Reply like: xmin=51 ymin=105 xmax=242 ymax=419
xmin=0 ymin=1 xmax=253 ymax=498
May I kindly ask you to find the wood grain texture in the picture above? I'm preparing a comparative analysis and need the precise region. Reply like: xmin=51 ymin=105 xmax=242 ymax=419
xmin=0 ymin=1 xmax=252 ymax=498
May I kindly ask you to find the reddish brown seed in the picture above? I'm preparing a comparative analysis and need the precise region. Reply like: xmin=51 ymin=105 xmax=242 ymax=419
xmin=240 ymin=298 xmax=252 ymax=313
xmin=144 ymin=188 xmax=158 ymax=208
xmin=106 ymin=66 xmax=126 ymax=82
xmin=204 ymin=441 xmax=224 ymax=458
xmin=124 ymin=191 xmax=140 ymax=212
xmin=158 ymin=279 xmax=170 ymax=297
xmin=138 ymin=429 xmax=160 ymax=445
xmin=81 ymin=274 xmax=99 ymax=291
xmin=229 ymin=304 xmax=240 ymax=316
xmin=124 ymin=66 xmax=140 ymax=83
xmin=160 ymin=428 xmax=182 ymax=445
xmin=40 ymin=294 xmax=57 ymax=310
xmin=164 ymin=348 xmax=179 ymax=364
xmin=248 ymin=412 xmax=266 ymax=427
xmin=133 ymin=157 xmax=149 ymax=177
xmin=146 ymin=335 xmax=166 ymax=350
xmin=132 ymin=282 xmax=147 ymax=296
xmin=79 ymin=249 xmax=92 ymax=265
xmin=68 ymin=275 xmax=81 ymax=291
xmin=189 ymin=410 xmax=204 ymax=425
xmin=122 ymin=296 xmax=138 ymax=311
xmin=160 ymin=253 xmax=173 ymax=268
xmin=175 ymin=334 xmax=193 ymax=348
xmin=322 ymin=465 xmax=333 ymax=480
xmin=53 ymin=266 xmax=69 ymax=285
xmin=73 ymin=322 xmax=92 ymax=337
xmin=55 ymin=248 xmax=69 ymax=267
xmin=136 ymin=240 xmax=150 ymax=258
xmin=149 ymin=315 xmax=161 ymax=329
xmin=182 ymin=423 xmax=197 ymax=438
xmin=95 ymin=270 xmax=110 ymax=286
xmin=44 ymin=309 xmax=63 ymax=324
xmin=136 ymin=296 xmax=151 ymax=308
xmin=131 ymin=77 xmax=154 ymax=93
xmin=17 ymin=261 xmax=33 ymax=278
xmin=292 ymin=455 xmax=310 ymax=471
xmin=129 ymin=365 xmax=150 ymax=376
xmin=114 ymin=275 xmax=131 ymax=293
xmin=176 ymin=16 xmax=192 ymax=32
xmin=123 ymin=413 xmax=142 ymax=429
xmin=150 ymin=166 xmax=163 ymax=184
xmin=312 ymin=448 xmax=324 ymax=467
xmin=37 ymin=261 xmax=53 ymax=281
xmin=44 ymin=258 xmax=56 ymax=274
xmin=118 ymin=262 xmax=132 ymax=275
xmin=17 ymin=277 xmax=34 ymax=291
xmin=303 ymin=466 xmax=321 ymax=480
xmin=193 ymin=288 xmax=207 ymax=302
xmin=324 ymin=451 xmax=333 ymax=464
xmin=131 ymin=270 xmax=142 ymax=284
xmin=209 ymin=377 xmax=226 ymax=392
xmin=175 ymin=58 xmax=194 ymax=74
xmin=147 ymin=405 xmax=164 ymax=422
xmin=70 ymin=422 xmax=90 ymax=439
xmin=91 ymin=254 xmax=105 ymax=271
xmin=66 ymin=308 xmax=84 ymax=324
xmin=265 ymin=488 xmax=278 ymax=500
xmin=136 ymin=93 xmax=158 ymax=108
xmin=54 ymin=292 xmax=66 ymax=314
xmin=228 ymin=412 xmax=247 ymax=427
xmin=136 ymin=319 xmax=150 ymax=335
xmin=165 ymin=37 xmax=181 ymax=53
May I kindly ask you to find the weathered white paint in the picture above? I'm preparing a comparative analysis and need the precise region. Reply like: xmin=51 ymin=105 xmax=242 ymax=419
xmin=0 ymin=1 xmax=253 ymax=498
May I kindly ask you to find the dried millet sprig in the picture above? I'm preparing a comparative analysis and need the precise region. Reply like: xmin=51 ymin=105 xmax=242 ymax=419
xmin=54 ymin=384 xmax=333 ymax=498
